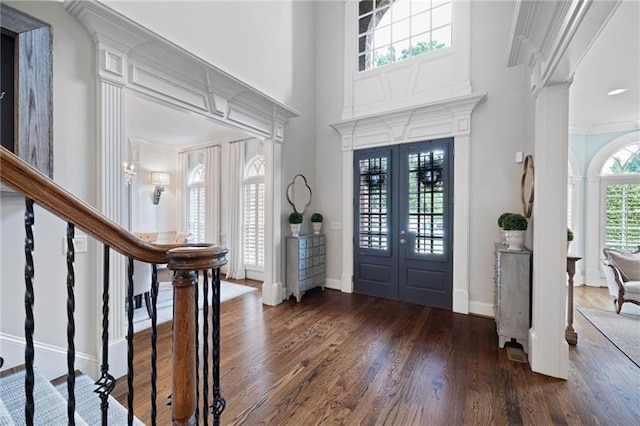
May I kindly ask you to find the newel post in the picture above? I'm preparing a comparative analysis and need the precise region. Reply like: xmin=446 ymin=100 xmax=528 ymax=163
xmin=167 ymin=245 xmax=227 ymax=426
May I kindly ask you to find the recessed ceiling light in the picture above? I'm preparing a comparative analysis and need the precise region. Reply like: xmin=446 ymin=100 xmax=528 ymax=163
xmin=607 ymin=88 xmax=628 ymax=96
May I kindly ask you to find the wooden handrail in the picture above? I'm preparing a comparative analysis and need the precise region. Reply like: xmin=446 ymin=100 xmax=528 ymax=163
xmin=2 ymin=145 xmax=229 ymax=425
xmin=0 ymin=146 xmax=227 ymax=263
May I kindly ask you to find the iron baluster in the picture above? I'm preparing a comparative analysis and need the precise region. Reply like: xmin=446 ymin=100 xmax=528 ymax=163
xmin=24 ymin=198 xmax=35 ymax=426
xmin=150 ymin=264 xmax=159 ymax=426
xmin=210 ymin=267 xmax=225 ymax=425
xmin=202 ymin=269 xmax=210 ymax=426
xmin=66 ymin=223 xmax=76 ymax=425
xmin=95 ymin=245 xmax=115 ymax=426
xmin=195 ymin=271 xmax=200 ymax=425
xmin=127 ymin=257 xmax=135 ymax=426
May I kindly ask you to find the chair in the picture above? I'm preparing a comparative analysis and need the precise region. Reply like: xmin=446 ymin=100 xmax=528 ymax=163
xmin=601 ymin=247 xmax=640 ymax=314
xmin=130 ymin=232 xmax=159 ymax=318
xmin=131 ymin=260 xmax=154 ymax=318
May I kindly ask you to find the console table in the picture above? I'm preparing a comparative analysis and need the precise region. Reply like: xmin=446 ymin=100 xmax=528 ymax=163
xmin=565 ymin=254 xmax=581 ymax=345
xmin=286 ymin=234 xmax=326 ymax=302
xmin=494 ymin=244 xmax=531 ymax=352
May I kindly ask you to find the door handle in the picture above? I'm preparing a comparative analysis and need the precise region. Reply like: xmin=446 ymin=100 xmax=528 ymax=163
xmin=400 ymin=238 xmax=406 ymax=244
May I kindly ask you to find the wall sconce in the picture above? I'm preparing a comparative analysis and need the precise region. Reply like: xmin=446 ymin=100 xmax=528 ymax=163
xmin=123 ymin=162 xmax=136 ymax=186
xmin=150 ymin=172 xmax=170 ymax=205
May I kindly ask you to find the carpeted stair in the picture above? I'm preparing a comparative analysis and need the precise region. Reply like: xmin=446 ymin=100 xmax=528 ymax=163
xmin=0 ymin=368 xmax=142 ymax=425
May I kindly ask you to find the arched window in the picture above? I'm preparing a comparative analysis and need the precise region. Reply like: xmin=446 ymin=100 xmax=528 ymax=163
xmin=244 ymin=156 xmax=266 ymax=269
xmin=358 ymin=0 xmax=452 ymax=72
xmin=188 ymin=164 xmax=205 ymax=243
xmin=601 ymin=143 xmax=640 ymax=251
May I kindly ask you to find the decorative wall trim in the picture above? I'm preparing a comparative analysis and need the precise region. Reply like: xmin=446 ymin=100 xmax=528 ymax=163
xmin=331 ymin=92 xmax=487 ymax=314
xmin=130 ymin=65 xmax=208 ymax=111
xmin=64 ymin=0 xmax=298 ymax=311
xmin=508 ymin=0 xmax=622 ymax=89
xmin=342 ymin=2 xmax=472 ymax=120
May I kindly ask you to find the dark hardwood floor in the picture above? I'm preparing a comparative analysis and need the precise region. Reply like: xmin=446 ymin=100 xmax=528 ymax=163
xmin=114 ymin=282 xmax=640 ymax=425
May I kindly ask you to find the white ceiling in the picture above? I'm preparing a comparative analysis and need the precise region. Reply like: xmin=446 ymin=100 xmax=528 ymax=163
xmin=570 ymin=0 xmax=640 ymax=133
xmin=126 ymin=92 xmax=250 ymax=148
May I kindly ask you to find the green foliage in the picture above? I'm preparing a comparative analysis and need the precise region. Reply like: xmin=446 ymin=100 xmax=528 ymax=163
xmin=604 ymin=183 xmax=640 ymax=251
xmin=399 ymin=40 xmax=446 ymax=60
xmin=502 ymin=213 xmax=528 ymax=231
xmin=497 ymin=212 xmax=512 ymax=228
xmin=375 ymin=40 xmax=447 ymax=68
xmin=311 ymin=213 xmax=323 ymax=222
xmin=375 ymin=45 xmax=397 ymax=67
xmin=288 ymin=212 xmax=303 ymax=224
xmin=567 ymin=229 xmax=574 ymax=242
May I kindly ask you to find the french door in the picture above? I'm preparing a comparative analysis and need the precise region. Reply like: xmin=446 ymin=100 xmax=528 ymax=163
xmin=353 ymin=138 xmax=453 ymax=308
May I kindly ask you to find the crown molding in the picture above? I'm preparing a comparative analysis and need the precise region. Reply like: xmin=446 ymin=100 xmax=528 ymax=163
xmin=63 ymin=0 xmax=298 ymax=139
xmin=507 ymin=0 xmax=622 ymax=90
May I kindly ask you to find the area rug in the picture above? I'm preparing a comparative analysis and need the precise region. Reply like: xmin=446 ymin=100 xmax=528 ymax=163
xmin=577 ymin=306 xmax=640 ymax=368
xmin=133 ymin=280 xmax=256 ymax=332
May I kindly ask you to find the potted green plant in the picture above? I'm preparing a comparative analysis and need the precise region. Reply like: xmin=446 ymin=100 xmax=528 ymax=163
xmin=567 ymin=228 xmax=574 ymax=252
xmin=502 ymin=213 xmax=527 ymax=250
xmin=311 ymin=212 xmax=323 ymax=234
xmin=288 ymin=212 xmax=303 ymax=237
xmin=497 ymin=212 xmax=512 ymax=243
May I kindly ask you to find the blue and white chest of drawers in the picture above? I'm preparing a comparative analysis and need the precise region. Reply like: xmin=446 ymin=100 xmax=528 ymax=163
xmin=286 ymin=234 xmax=326 ymax=302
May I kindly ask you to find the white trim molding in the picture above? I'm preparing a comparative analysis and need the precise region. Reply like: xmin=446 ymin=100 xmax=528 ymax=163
xmin=331 ymin=92 xmax=487 ymax=314
xmin=63 ymin=0 xmax=299 ymax=353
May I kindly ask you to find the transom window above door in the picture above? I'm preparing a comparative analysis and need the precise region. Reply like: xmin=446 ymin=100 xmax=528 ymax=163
xmin=358 ymin=0 xmax=452 ymax=72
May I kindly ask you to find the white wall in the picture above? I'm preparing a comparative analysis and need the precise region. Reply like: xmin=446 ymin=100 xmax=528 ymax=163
xmin=1 ymin=0 xmax=98 ymax=377
xmin=314 ymin=1 xmax=534 ymax=309
xmin=467 ymin=1 xmax=534 ymax=310
xmin=105 ymin=0 xmax=319 ymax=285
xmin=129 ymin=140 xmax=178 ymax=235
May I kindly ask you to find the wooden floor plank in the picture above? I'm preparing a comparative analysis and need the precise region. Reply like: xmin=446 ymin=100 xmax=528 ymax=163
xmin=114 ymin=283 xmax=640 ymax=425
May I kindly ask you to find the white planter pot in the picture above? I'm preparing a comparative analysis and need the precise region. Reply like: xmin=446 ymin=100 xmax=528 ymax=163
xmin=312 ymin=222 xmax=322 ymax=234
xmin=504 ymin=230 xmax=525 ymax=251
xmin=290 ymin=223 xmax=301 ymax=237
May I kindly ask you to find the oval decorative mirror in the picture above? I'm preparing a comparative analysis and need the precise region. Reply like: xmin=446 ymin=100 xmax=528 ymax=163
xmin=286 ymin=174 xmax=312 ymax=214
xmin=521 ymin=154 xmax=535 ymax=218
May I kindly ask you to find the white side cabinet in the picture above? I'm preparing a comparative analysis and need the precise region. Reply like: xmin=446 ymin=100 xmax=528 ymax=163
xmin=286 ymin=235 xmax=326 ymax=302
xmin=494 ymin=243 xmax=531 ymax=352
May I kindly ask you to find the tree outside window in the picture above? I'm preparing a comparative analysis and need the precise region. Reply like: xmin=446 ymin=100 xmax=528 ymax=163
xmin=601 ymin=143 xmax=640 ymax=251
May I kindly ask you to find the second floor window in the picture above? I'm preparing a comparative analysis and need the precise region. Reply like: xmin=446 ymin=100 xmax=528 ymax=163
xmin=358 ymin=0 xmax=452 ymax=72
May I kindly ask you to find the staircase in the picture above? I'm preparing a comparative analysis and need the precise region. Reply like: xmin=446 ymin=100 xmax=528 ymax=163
xmin=0 ymin=368 xmax=141 ymax=425
xmin=1 ymin=145 xmax=228 ymax=425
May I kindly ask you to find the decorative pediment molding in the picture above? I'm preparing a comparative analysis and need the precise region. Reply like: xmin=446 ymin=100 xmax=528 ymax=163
xmin=63 ymin=0 xmax=298 ymax=139
xmin=331 ymin=92 xmax=486 ymax=151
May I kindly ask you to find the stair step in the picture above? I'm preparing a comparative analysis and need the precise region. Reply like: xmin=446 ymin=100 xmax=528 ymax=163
xmin=0 ymin=397 xmax=15 ymax=426
xmin=56 ymin=374 xmax=144 ymax=425
xmin=0 ymin=368 xmax=88 ymax=425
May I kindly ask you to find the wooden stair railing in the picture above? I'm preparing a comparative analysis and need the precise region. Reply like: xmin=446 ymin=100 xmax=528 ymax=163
xmin=1 ymin=146 xmax=228 ymax=425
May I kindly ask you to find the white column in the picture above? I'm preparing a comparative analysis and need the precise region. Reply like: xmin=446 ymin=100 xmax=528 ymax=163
xmin=262 ymin=138 xmax=284 ymax=306
xmin=452 ymin=132 xmax=470 ymax=314
xmin=584 ymin=176 xmax=603 ymax=286
xmin=341 ymin=148 xmax=354 ymax=292
xmin=95 ymin=41 xmax=129 ymax=378
xmin=528 ymin=83 xmax=570 ymax=379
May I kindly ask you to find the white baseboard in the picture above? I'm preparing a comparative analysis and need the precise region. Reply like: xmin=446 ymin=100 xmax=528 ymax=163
xmin=468 ymin=301 xmax=494 ymax=318
xmin=108 ymin=337 xmax=128 ymax=380
xmin=325 ymin=278 xmax=341 ymax=290
xmin=0 ymin=333 xmax=98 ymax=381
